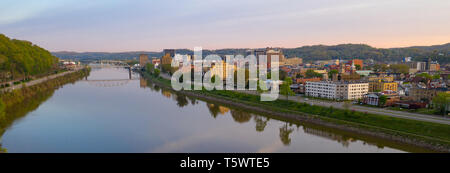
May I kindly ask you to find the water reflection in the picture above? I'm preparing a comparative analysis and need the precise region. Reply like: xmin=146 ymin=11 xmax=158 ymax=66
xmin=0 ymin=72 xmax=88 ymax=152
xmin=0 ymin=89 xmax=55 ymax=152
xmin=141 ymin=77 xmax=431 ymax=152
xmin=279 ymin=123 xmax=295 ymax=146
xmin=0 ymin=68 xmax=433 ymax=153
xmin=254 ymin=116 xmax=270 ymax=132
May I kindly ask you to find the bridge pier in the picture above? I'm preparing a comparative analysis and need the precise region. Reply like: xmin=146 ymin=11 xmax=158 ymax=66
xmin=129 ymin=68 xmax=132 ymax=79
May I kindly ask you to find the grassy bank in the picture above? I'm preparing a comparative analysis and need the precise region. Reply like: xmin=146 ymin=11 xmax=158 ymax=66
xmin=0 ymin=68 xmax=91 ymax=113
xmin=142 ymin=72 xmax=450 ymax=151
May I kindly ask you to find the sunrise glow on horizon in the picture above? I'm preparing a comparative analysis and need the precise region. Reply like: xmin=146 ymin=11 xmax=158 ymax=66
xmin=1 ymin=0 xmax=449 ymax=52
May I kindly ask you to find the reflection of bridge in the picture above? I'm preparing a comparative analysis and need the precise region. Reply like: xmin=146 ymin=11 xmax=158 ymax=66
xmin=83 ymin=60 xmax=140 ymax=87
xmin=84 ymin=79 xmax=139 ymax=87
xmin=90 ymin=60 xmax=130 ymax=68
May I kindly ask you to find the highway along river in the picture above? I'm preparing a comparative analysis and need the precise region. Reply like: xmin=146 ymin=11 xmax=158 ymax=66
xmin=0 ymin=66 xmax=432 ymax=153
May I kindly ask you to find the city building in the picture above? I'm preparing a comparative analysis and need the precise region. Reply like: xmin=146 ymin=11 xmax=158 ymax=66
xmin=410 ymin=87 xmax=449 ymax=104
xmin=284 ymin=57 xmax=303 ymax=66
xmin=296 ymin=77 xmax=321 ymax=85
xmin=139 ymin=54 xmax=149 ymax=67
xmin=403 ymin=57 xmax=412 ymax=62
xmin=173 ymin=54 xmax=192 ymax=67
xmin=429 ymin=63 xmax=440 ymax=71
xmin=417 ymin=62 xmax=427 ymax=71
xmin=363 ymin=90 xmax=400 ymax=107
xmin=151 ymin=58 xmax=161 ymax=66
xmin=305 ymin=81 xmax=337 ymax=99
xmin=367 ymin=75 xmax=397 ymax=92
xmin=305 ymin=81 xmax=369 ymax=100
xmin=163 ymin=49 xmax=175 ymax=57
xmin=368 ymin=76 xmax=394 ymax=82
xmin=340 ymin=74 xmax=361 ymax=81
xmin=160 ymin=53 xmax=172 ymax=65
xmin=348 ymin=59 xmax=363 ymax=69
xmin=355 ymin=70 xmax=373 ymax=77
xmin=266 ymin=48 xmax=285 ymax=69
xmin=369 ymin=81 xmax=398 ymax=92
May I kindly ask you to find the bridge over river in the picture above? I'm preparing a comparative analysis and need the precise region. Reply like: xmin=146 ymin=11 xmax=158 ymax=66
xmin=83 ymin=61 xmax=139 ymax=87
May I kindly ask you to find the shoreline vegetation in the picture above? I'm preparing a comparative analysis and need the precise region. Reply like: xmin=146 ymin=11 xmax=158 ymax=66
xmin=141 ymin=71 xmax=450 ymax=152
xmin=0 ymin=68 xmax=91 ymax=153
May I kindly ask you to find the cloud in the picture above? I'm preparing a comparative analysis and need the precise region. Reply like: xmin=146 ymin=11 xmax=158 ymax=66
xmin=0 ymin=0 xmax=58 ymax=25
xmin=0 ymin=0 xmax=125 ymax=25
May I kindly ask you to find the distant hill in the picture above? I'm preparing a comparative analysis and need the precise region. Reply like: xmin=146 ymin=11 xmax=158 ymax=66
xmin=52 ymin=43 xmax=450 ymax=64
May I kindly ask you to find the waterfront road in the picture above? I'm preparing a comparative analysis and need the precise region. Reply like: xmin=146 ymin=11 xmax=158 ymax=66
xmin=233 ymin=90 xmax=450 ymax=125
xmin=157 ymin=73 xmax=450 ymax=125
xmin=287 ymin=96 xmax=450 ymax=125
xmin=1 ymin=67 xmax=84 ymax=93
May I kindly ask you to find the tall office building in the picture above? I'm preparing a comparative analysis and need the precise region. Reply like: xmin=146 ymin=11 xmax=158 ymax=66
xmin=266 ymin=48 xmax=285 ymax=69
xmin=139 ymin=54 xmax=149 ymax=67
xmin=163 ymin=49 xmax=175 ymax=57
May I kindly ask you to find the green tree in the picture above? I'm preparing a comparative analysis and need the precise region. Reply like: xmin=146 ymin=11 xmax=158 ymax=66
xmin=389 ymin=64 xmax=409 ymax=74
xmin=355 ymin=64 xmax=361 ymax=70
xmin=126 ymin=60 xmax=139 ymax=66
xmin=0 ymin=34 xmax=58 ymax=81
xmin=280 ymin=77 xmax=295 ymax=99
xmin=416 ymin=73 xmax=433 ymax=83
xmin=305 ymin=69 xmax=322 ymax=78
xmin=0 ymin=99 xmax=5 ymax=113
xmin=279 ymin=70 xmax=288 ymax=80
xmin=146 ymin=63 xmax=155 ymax=73
xmin=153 ymin=68 xmax=160 ymax=77
xmin=432 ymin=93 xmax=450 ymax=116
xmin=373 ymin=64 xmax=388 ymax=72
xmin=378 ymin=95 xmax=388 ymax=107
xmin=432 ymin=74 xmax=441 ymax=80
xmin=328 ymin=69 xmax=338 ymax=77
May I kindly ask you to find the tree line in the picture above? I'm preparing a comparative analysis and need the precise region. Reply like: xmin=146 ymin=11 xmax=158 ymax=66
xmin=53 ymin=43 xmax=450 ymax=64
xmin=0 ymin=34 xmax=58 ymax=82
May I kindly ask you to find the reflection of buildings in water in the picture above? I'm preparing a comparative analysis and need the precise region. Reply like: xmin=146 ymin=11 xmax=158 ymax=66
xmin=140 ymin=78 xmax=147 ymax=88
xmin=218 ymin=106 xmax=230 ymax=114
xmin=302 ymin=126 xmax=358 ymax=148
xmin=230 ymin=110 xmax=252 ymax=123
xmin=162 ymin=90 xmax=172 ymax=99
xmin=206 ymin=103 xmax=230 ymax=118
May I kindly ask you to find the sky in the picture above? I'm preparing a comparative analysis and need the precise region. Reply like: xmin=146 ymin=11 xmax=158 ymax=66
xmin=0 ymin=0 xmax=449 ymax=52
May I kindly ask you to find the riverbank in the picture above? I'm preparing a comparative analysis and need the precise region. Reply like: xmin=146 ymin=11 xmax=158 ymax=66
xmin=141 ymin=72 xmax=450 ymax=152
xmin=0 ymin=67 xmax=90 ymax=113
xmin=1 ymin=67 xmax=86 ymax=93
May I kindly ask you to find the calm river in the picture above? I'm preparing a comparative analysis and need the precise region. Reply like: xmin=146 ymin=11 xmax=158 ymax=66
xmin=0 ymin=66 xmax=430 ymax=153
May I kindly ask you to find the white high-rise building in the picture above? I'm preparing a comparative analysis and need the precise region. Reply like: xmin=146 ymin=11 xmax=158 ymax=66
xmin=306 ymin=81 xmax=369 ymax=100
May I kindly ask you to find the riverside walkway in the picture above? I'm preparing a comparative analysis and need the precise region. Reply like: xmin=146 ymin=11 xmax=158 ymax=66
xmin=1 ymin=67 xmax=85 ymax=93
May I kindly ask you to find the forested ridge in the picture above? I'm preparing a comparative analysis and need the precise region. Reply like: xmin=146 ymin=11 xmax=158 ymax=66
xmin=0 ymin=34 xmax=58 ymax=81
xmin=53 ymin=43 xmax=450 ymax=64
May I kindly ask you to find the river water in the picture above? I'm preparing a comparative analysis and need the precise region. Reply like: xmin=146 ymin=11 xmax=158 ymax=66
xmin=0 ymin=67 xmax=430 ymax=153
